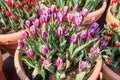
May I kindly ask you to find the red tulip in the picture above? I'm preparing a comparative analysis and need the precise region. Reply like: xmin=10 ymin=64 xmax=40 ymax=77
xmin=0 ymin=5 xmax=1 ymax=10
xmin=14 ymin=14 xmax=19 ymax=20
xmin=16 ymin=4 xmax=21 ymax=9
xmin=24 ymin=5 xmax=29 ymax=11
xmin=114 ymin=41 xmax=120 ymax=47
xmin=6 ymin=1 xmax=12 ymax=7
xmin=113 ymin=0 xmax=119 ymax=3
xmin=23 ymin=0 xmax=28 ymax=5
xmin=105 ymin=58 xmax=112 ymax=64
xmin=30 ymin=1 xmax=35 ymax=7
xmin=5 ymin=11 xmax=12 ymax=17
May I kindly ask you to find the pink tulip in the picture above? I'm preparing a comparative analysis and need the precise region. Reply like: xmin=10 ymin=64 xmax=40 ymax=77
xmin=22 ymin=30 xmax=29 ymax=38
xmin=90 ymin=47 xmax=97 ymax=55
xmin=30 ymin=27 xmax=36 ymax=36
xmin=26 ymin=48 xmax=34 ymax=58
xmin=43 ymin=59 xmax=50 ymax=66
xmin=25 ymin=20 xmax=31 ymax=27
xmin=40 ymin=45 xmax=48 ymax=55
xmin=69 ymin=14 xmax=75 ymax=21
xmin=41 ymin=10 xmax=50 ymax=23
xmin=50 ymin=5 xmax=57 ymax=13
xmin=74 ymin=13 xmax=83 ymax=27
xmin=80 ymin=61 xmax=88 ymax=69
xmin=55 ymin=57 xmax=63 ymax=67
xmin=56 ymin=12 xmax=64 ymax=23
xmin=17 ymin=39 xmax=24 ymax=48
xmin=70 ymin=33 xmax=78 ymax=43
xmin=90 ymin=22 xmax=99 ymax=30
xmin=41 ymin=30 xmax=47 ymax=39
xmin=56 ymin=26 xmax=64 ymax=36
xmin=95 ymin=36 xmax=100 ymax=41
xmin=80 ymin=29 xmax=87 ymax=39
xmin=74 ymin=4 xmax=79 ymax=11
xmin=87 ymin=29 xmax=94 ymax=38
xmin=90 ymin=17 xmax=95 ymax=23
xmin=31 ymin=15 xmax=36 ymax=21
xmin=82 ymin=9 xmax=88 ymax=17
xmin=39 ymin=6 xmax=45 ymax=15
xmin=62 ymin=6 xmax=68 ymax=16
xmin=34 ymin=18 xmax=40 ymax=28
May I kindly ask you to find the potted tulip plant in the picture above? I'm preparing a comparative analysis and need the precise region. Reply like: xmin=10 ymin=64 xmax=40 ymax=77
xmin=0 ymin=0 xmax=39 ymax=56
xmin=14 ymin=5 xmax=102 ymax=80
xmin=101 ymin=24 xmax=120 ymax=80
xmin=40 ymin=0 xmax=108 ymax=23
xmin=106 ymin=0 xmax=120 ymax=26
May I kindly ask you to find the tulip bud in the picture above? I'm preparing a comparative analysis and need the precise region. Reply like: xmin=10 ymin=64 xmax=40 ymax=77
xmin=41 ymin=10 xmax=50 ymax=23
xmin=100 ymin=41 xmax=108 ymax=48
xmin=34 ymin=18 xmax=40 ymax=27
xmin=17 ymin=39 xmax=24 ymax=48
xmin=87 ymin=29 xmax=94 ymax=38
xmin=25 ymin=20 xmax=31 ymax=27
xmin=50 ymin=5 xmax=57 ymax=13
xmin=7 ymin=1 xmax=12 ymax=7
xmin=74 ymin=4 xmax=79 ymax=11
xmin=74 ymin=13 xmax=83 ymax=27
xmin=90 ymin=22 xmax=99 ymax=30
xmin=26 ymin=48 xmax=34 ymax=58
xmin=70 ymin=34 xmax=78 ymax=43
xmin=55 ymin=57 xmax=63 ymax=67
xmin=90 ymin=47 xmax=98 ymax=55
xmin=62 ymin=6 xmax=68 ymax=16
xmin=39 ymin=6 xmax=45 ymax=15
xmin=90 ymin=17 xmax=95 ymax=23
xmin=95 ymin=36 xmax=100 ymax=41
xmin=80 ymin=29 xmax=87 ymax=39
xmin=57 ymin=12 xmax=64 ymax=23
xmin=80 ymin=61 xmax=88 ymax=69
xmin=16 ymin=4 xmax=21 ymax=9
xmin=5 ymin=11 xmax=12 ymax=17
xmin=69 ymin=14 xmax=75 ymax=21
xmin=31 ymin=15 xmax=36 ymax=21
xmin=22 ymin=30 xmax=29 ymax=38
xmin=30 ymin=27 xmax=36 ymax=36
xmin=40 ymin=45 xmax=48 ymax=55
xmin=41 ymin=30 xmax=47 ymax=39
xmin=56 ymin=27 xmax=64 ymax=37
xmin=82 ymin=9 xmax=88 ymax=17
xmin=105 ymin=58 xmax=112 ymax=64
xmin=43 ymin=59 xmax=50 ymax=66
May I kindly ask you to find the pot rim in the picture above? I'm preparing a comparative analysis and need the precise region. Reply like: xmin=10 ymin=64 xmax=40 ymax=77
xmin=106 ymin=6 xmax=120 ymax=26
xmin=102 ymin=63 xmax=120 ymax=80
xmin=14 ymin=46 xmax=102 ymax=80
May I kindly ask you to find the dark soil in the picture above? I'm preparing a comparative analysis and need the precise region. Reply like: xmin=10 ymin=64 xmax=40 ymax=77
xmin=109 ymin=64 xmax=120 ymax=75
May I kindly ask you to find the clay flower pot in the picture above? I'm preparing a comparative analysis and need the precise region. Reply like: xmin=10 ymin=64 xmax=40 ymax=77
xmin=0 ymin=49 xmax=6 ymax=80
xmin=102 ymin=63 xmax=120 ymax=80
xmin=14 ymin=46 xmax=102 ymax=80
xmin=0 ymin=31 xmax=24 ymax=57
xmin=67 ymin=0 xmax=108 ymax=24
xmin=106 ymin=6 xmax=120 ymax=26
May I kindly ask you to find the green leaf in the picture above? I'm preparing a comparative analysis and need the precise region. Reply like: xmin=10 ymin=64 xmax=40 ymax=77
xmin=45 ymin=65 xmax=55 ymax=73
xmin=56 ymin=71 xmax=65 ymax=80
xmin=22 ymin=56 xmax=35 ymax=68
xmin=91 ymin=55 xmax=100 ymax=63
xmin=60 ymin=40 xmax=67 ymax=52
xmin=76 ymin=71 xmax=86 ymax=80
xmin=69 ymin=43 xmax=74 ymax=56
xmin=40 ymin=69 xmax=46 ymax=80
xmin=72 ymin=40 xmax=95 ymax=58
xmin=32 ymin=67 xmax=41 ymax=79
xmin=66 ymin=53 xmax=71 ymax=69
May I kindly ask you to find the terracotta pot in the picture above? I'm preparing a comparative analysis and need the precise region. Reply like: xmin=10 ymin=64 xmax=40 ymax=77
xmin=106 ymin=6 xmax=120 ymax=26
xmin=102 ymin=63 xmax=120 ymax=80
xmin=14 ymin=46 xmax=102 ymax=80
xmin=0 ymin=31 xmax=24 ymax=57
xmin=0 ymin=49 xmax=6 ymax=80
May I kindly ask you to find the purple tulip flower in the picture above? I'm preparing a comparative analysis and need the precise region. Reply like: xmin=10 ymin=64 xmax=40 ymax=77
xmin=95 ymin=36 xmax=100 ymax=41
xmin=87 ymin=29 xmax=94 ymax=38
xmin=90 ymin=22 xmax=99 ymax=30
xmin=41 ymin=10 xmax=50 ymax=23
xmin=50 ymin=5 xmax=57 ymax=13
xmin=100 ymin=41 xmax=108 ymax=48
xmin=56 ymin=12 xmax=64 ymax=23
xmin=43 ymin=59 xmax=50 ymax=66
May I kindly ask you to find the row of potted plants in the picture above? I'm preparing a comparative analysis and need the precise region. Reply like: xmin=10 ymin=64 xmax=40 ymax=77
xmin=1 ymin=0 xmax=120 ymax=80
